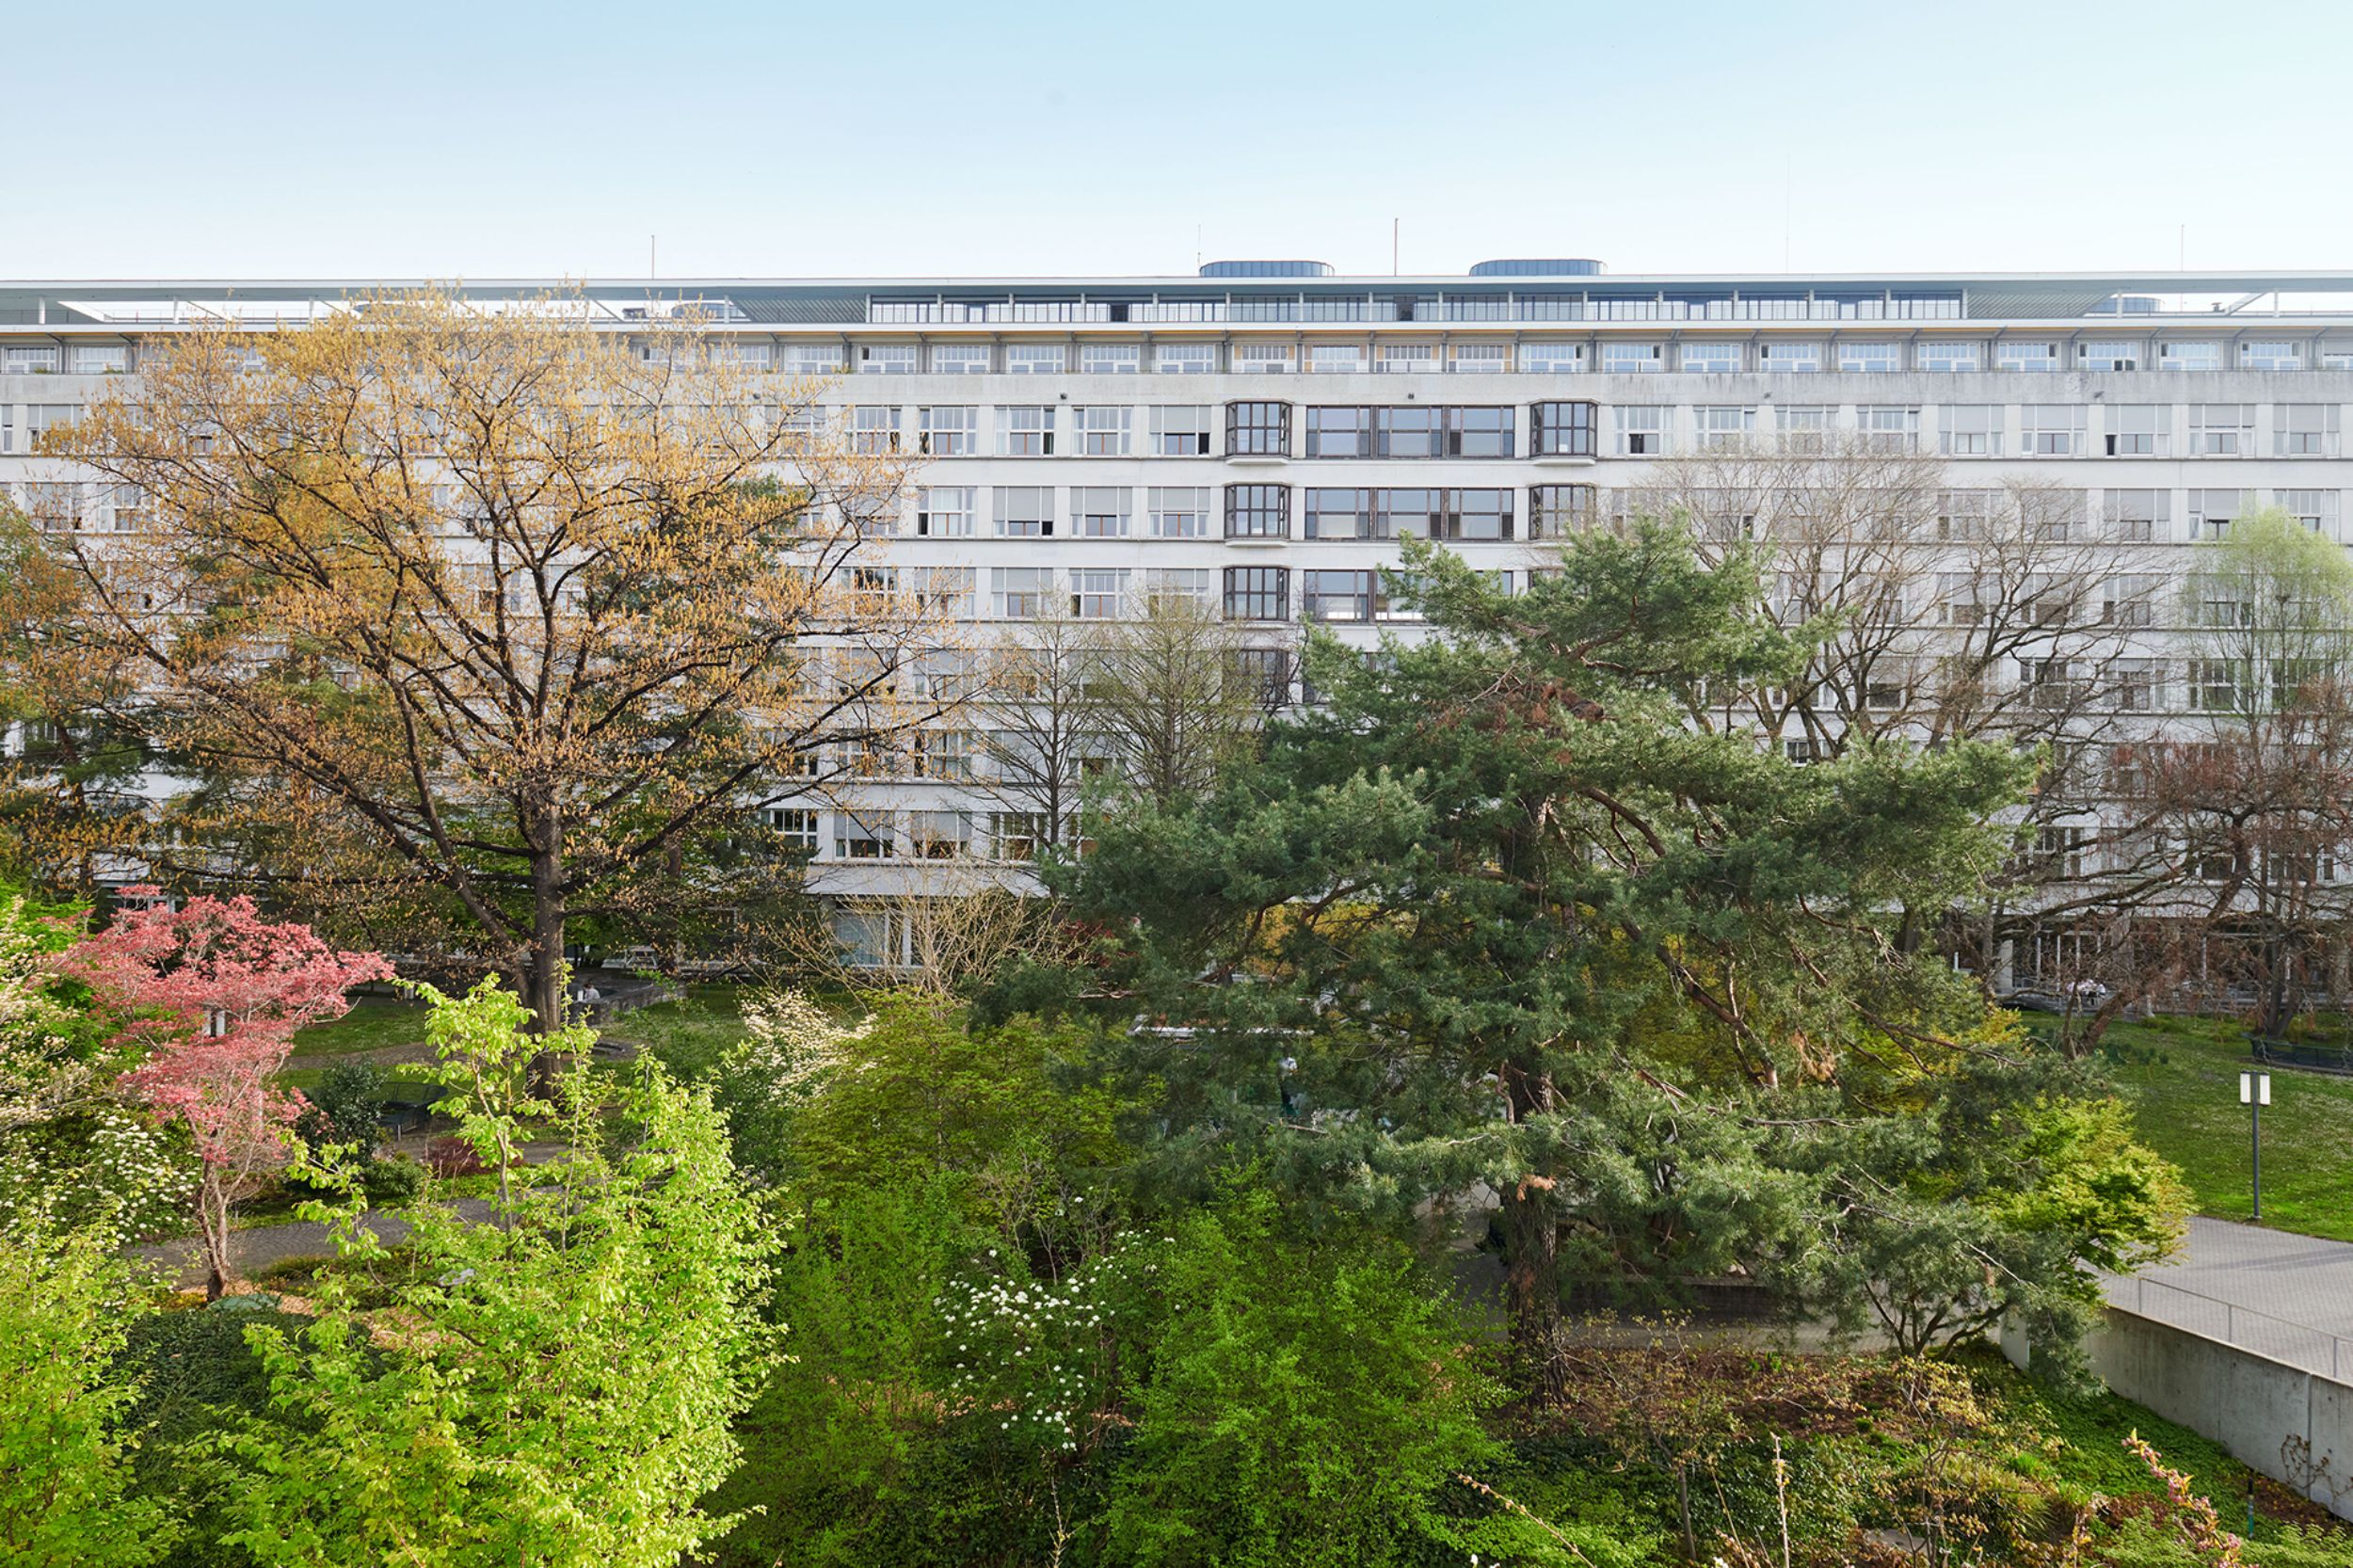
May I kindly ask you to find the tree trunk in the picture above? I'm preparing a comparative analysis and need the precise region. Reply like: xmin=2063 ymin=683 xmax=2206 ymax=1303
xmin=1499 ymin=1181 xmax=1566 ymax=1403
xmin=524 ymin=816 xmax=568 ymax=1091
xmin=199 ymin=1173 xmax=232 ymax=1302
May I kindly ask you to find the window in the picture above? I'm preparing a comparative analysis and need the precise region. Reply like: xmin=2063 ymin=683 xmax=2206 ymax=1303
xmin=2161 ymin=341 xmax=2220 ymax=372
xmin=1223 ymin=567 xmax=1290 ymax=621
xmin=1225 ymin=484 xmax=1290 ymax=539
xmin=764 ymin=808 xmax=818 ymax=853
xmin=1225 ymin=648 xmax=1292 ymax=705
xmin=917 ymin=405 xmax=976 ymax=456
xmin=910 ymin=728 xmax=975 ymax=779
xmin=2192 ymin=659 xmax=2246 ymax=712
xmin=1530 ymin=401 xmax=1598 ymax=456
xmin=1006 ymin=344 xmax=1066 ymax=375
xmin=1858 ymin=405 xmax=1919 ymax=452
xmin=2104 ymin=405 xmax=2167 ymax=456
xmin=1917 ymin=342 xmax=1983 ymax=373
xmin=2242 ymin=340 xmax=2303 ymax=371
xmin=1936 ymin=489 xmax=1998 ymax=541
xmin=1443 ymin=406 xmax=1514 ymax=457
xmin=1072 ymin=486 xmax=1131 ymax=536
xmin=1155 ymin=343 xmax=1218 ymax=375
xmin=1601 ymin=343 xmax=1661 ymax=374
xmin=1225 ymin=400 xmax=1291 ymax=456
xmin=1303 ymin=569 xmax=1379 ymax=622
xmin=834 ymin=811 xmax=896 ymax=859
xmin=2281 ymin=489 xmax=2340 ymax=535
xmin=2022 ymin=405 xmax=2086 ymax=456
xmin=993 ymin=486 xmax=1055 ymax=537
xmin=1304 ymin=406 xmax=1370 ymax=458
xmin=1149 ymin=405 xmax=1212 ymax=455
xmin=2 ymin=346 xmax=58 ymax=374
xmin=908 ymin=810 xmax=973 ymax=858
xmin=2030 ymin=825 xmax=2089 ymax=880
xmin=1434 ymin=488 xmax=1515 ymax=540
xmin=1144 ymin=568 xmax=1213 ymax=607
xmin=915 ymin=486 xmax=975 ymax=537
xmin=990 ymin=811 xmax=1050 ymax=862
xmin=1759 ymin=342 xmax=1822 ymax=374
xmin=1529 ymin=484 xmax=1595 ymax=537
xmin=991 ymin=566 xmax=1054 ymax=618
xmin=1376 ymin=488 xmax=1439 ymax=539
xmin=1937 ymin=572 xmax=1985 ymax=626
xmin=1693 ymin=406 xmax=1755 ymax=449
xmin=1074 ymin=405 xmax=1132 ymax=456
xmin=2324 ymin=341 xmax=2353 ymax=371
xmin=2110 ymin=660 xmax=2162 ymax=711
xmin=1679 ymin=344 xmax=1741 ymax=373
xmin=857 ymin=344 xmax=916 ymax=375
xmin=1616 ymin=407 xmax=1668 ymax=456
xmin=1148 ymin=486 xmax=1213 ymax=537
xmin=1308 ymin=344 xmax=1368 ymax=375
xmin=1993 ymin=342 xmax=2058 ymax=374
xmin=1519 ymin=341 xmax=1584 ymax=373
xmin=2189 ymin=404 xmax=2252 ymax=456
xmin=782 ymin=344 xmax=846 ymax=376
xmin=1000 ymin=405 xmax=1056 ymax=456
xmin=1378 ymin=343 xmax=1437 ymax=375
xmin=70 ymin=345 xmax=127 ymax=375
xmin=2189 ymin=488 xmax=2247 ymax=538
xmin=1837 ymin=342 xmax=1899 ymax=373
xmin=2277 ymin=405 xmax=2340 ymax=456
xmin=928 ymin=344 xmax=989 ymax=375
xmin=1232 ymin=343 xmax=1296 ymax=375
xmin=2080 ymin=340 xmax=2142 ymax=372
xmin=2101 ymin=489 xmax=2169 ymax=543
xmin=1080 ymin=344 xmax=1140 ymax=375
xmin=1775 ymin=405 xmax=1830 ymax=453
xmin=1070 ymin=567 xmax=1131 ymax=619
xmin=850 ymin=405 xmax=900 ymax=454
xmin=1390 ymin=406 xmax=1458 ymax=459
xmin=913 ymin=566 xmax=974 ymax=617
xmin=1941 ymin=405 xmax=2001 ymax=456
xmin=1300 ymin=488 xmax=1370 ymax=540
xmin=1449 ymin=342 xmax=1508 ymax=374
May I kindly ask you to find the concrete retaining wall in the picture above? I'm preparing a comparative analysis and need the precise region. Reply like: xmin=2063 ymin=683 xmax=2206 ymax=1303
xmin=2017 ymin=1308 xmax=2353 ymax=1518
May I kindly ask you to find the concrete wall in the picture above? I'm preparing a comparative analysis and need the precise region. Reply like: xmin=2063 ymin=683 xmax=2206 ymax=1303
xmin=2018 ymin=1308 xmax=2353 ymax=1519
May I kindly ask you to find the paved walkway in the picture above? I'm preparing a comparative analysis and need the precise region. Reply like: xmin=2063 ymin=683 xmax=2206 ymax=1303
xmin=131 ymin=1199 xmax=495 ymax=1291
xmin=2108 ymin=1216 xmax=2353 ymax=1378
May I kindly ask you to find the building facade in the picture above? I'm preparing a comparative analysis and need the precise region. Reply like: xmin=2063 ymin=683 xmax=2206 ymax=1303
xmin=7 ymin=263 xmax=2353 ymax=976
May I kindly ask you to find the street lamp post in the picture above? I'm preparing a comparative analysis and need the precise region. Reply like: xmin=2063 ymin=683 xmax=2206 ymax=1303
xmin=2240 ymin=1070 xmax=2272 ymax=1221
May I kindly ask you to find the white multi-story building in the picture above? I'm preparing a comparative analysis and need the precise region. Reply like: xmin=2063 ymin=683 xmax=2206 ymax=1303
xmin=8 ymin=260 xmax=2353 ymax=969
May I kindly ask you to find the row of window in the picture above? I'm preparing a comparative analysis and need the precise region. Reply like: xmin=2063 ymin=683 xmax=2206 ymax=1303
xmin=827 ymin=399 xmax=2347 ymax=463
xmin=14 ymin=335 xmax=2350 ymax=384
xmin=863 ymin=564 xmax=1514 ymax=623
xmin=900 ymin=483 xmax=1572 ymax=540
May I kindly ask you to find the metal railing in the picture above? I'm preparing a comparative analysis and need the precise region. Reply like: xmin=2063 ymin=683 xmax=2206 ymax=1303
xmin=2104 ymin=1272 xmax=2353 ymax=1382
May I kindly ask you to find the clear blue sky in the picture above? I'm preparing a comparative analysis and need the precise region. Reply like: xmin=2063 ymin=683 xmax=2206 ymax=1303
xmin=7 ymin=0 xmax=2347 ymax=280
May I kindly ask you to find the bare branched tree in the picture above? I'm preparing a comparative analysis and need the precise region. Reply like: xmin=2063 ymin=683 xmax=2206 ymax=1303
xmin=45 ymin=287 xmax=956 ymax=1029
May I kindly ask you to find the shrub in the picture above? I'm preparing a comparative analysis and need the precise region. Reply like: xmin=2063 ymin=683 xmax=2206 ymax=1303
xmin=360 ymin=1154 xmax=425 ymax=1205
xmin=296 ymin=1061 xmax=390 ymax=1156
xmin=424 ymin=1135 xmax=485 ymax=1177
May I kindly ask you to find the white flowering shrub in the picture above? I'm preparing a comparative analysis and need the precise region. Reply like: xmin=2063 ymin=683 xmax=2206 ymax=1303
xmin=936 ymin=1238 xmax=1160 ymax=1460
xmin=713 ymin=986 xmax=866 ymax=1186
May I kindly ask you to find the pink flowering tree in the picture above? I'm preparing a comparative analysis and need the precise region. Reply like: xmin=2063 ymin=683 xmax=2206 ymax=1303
xmin=69 ymin=889 xmax=392 ymax=1297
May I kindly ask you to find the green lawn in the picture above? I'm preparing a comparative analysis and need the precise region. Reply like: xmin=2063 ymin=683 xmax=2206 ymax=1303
xmin=289 ymin=994 xmax=431 ymax=1058
xmin=613 ymin=984 xmax=757 ymax=1079
xmin=2073 ymin=1013 xmax=2353 ymax=1243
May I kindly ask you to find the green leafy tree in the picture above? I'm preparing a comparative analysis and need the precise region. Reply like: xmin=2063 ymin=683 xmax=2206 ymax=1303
xmin=221 ymin=984 xmax=773 ymax=1568
xmin=788 ymin=993 xmax=1129 ymax=1260
xmin=0 ymin=1227 xmax=171 ymax=1566
xmin=1058 ymin=523 xmax=2037 ymax=1386
xmin=1105 ymin=1189 xmax=1614 ymax=1568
